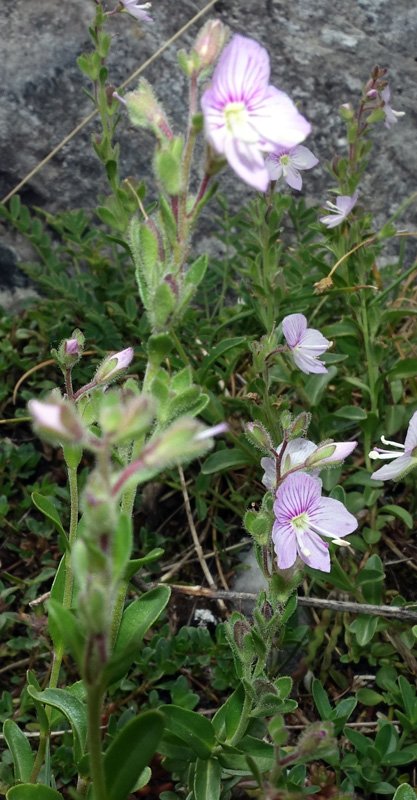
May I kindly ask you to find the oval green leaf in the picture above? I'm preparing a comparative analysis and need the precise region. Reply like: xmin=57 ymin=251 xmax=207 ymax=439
xmin=104 ymin=711 xmax=164 ymax=800
xmin=3 ymin=720 xmax=34 ymax=783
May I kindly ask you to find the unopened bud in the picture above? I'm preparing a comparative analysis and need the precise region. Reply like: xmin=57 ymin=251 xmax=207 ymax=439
xmin=245 ymin=422 xmax=273 ymax=454
xmin=297 ymin=720 xmax=336 ymax=760
xmin=288 ymin=412 xmax=311 ymax=439
xmin=94 ymin=347 xmax=134 ymax=386
xmin=125 ymin=79 xmax=173 ymax=140
xmin=52 ymin=328 xmax=85 ymax=371
xmin=99 ymin=391 xmax=155 ymax=444
xmin=192 ymin=19 xmax=229 ymax=72
xmin=29 ymin=398 xmax=86 ymax=444
xmin=233 ymin=619 xmax=252 ymax=649
xmin=339 ymin=102 xmax=354 ymax=121
xmin=366 ymin=88 xmax=378 ymax=100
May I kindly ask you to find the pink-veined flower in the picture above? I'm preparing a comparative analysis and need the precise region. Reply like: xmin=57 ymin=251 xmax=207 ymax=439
xmin=381 ymin=85 xmax=405 ymax=129
xmin=282 ymin=313 xmax=331 ymax=374
xmin=370 ymin=411 xmax=417 ymax=480
xmin=201 ymin=34 xmax=311 ymax=191
xmin=319 ymin=190 xmax=358 ymax=229
xmin=272 ymin=472 xmax=357 ymax=572
xmin=266 ymin=145 xmax=318 ymax=190
xmin=261 ymin=437 xmax=356 ymax=490
xmin=120 ymin=0 xmax=152 ymax=22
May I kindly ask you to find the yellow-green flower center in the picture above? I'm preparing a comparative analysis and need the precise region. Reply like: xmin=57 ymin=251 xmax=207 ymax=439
xmin=291 ymin=512 xmax=309 ymax=531
xmin=224 ymin=101 xmax=248 ymax=134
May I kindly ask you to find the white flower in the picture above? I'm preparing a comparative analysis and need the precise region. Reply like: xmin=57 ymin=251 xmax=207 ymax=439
xmin=320 ymin=191 xmax=358 ymax=229
xmin=266 ymin=145 xmax=318 ymax=191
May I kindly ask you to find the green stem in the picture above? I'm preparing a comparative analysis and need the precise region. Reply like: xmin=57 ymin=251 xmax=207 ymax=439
xmin=31 ymin=464 xmax=79 ymax=782
xmin=87 ymin=683 xmax=108 ymax=800
xmin=50 ymin=465 xmax=79 ymax=683
xmin=360 ymin=294 xmax=378 ymax=417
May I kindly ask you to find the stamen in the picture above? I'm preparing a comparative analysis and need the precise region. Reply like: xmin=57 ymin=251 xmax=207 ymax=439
xmin=369 ymin=449 xmax=404 ymax=461
xmin=380 ymin=435 xmax=404 ymax=448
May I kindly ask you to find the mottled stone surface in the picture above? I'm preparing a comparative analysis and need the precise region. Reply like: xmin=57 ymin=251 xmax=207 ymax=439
xmin=1 ymin=0 xmax=416 ymax=293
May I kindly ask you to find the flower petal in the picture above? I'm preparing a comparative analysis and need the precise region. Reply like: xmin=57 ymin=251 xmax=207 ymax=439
xmin=265 ymin=155 xmax=283 ymax=181
xmin=274 ymin=471 xmax=322 ymax=522
xmin=404 ymin=411 xmax=417 ymax=451
xmin=299 ymin=327 xmax=331 ymax=355
xmin=297 ymin=529 xmax=330 ymax=572
xmin=261 ymin=456 xmax=276 ymax=490
xmin=250 ymin=86 xmax=311 ymax=148
xmin=309 ymin=496 xmax=358 ymax=538
xmin=272 ymin=520 xmax=297 ymax=569
xmin=211 ymin=35 xmax=270 ymax=105
xmin=292 ymin=350 xmax=328 ymax=374
xmin=284 ymin=164 xmax=303 ymax=190
xmin=282 ymin=313 xmax=307 ymax=348
xmin=290 ymin=145 xmax=319 ymax=170
xmin=371 ymin=454 xmax=416 ymax=481
xmin=224 ymin=138 xmax=269 ymax=191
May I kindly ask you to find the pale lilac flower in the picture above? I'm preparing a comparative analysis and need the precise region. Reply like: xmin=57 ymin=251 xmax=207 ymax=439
xmin=28 ymin=399 xmax=85 ymax=443
xmin=272 ymin=472 xmax=357 ymax=572
xmin=320 ymin=190 xmax=359 ymax=229
xmin=261 ymin=438 xmax=357 ymax=490
xmin=201 ymin=35 xmax=311 ymax=191
xmin=266 ymin=145 xmax=318 ymax=191
xmin=120 ymin=0 xmax=152 ymax=22
xmin=261 ymin=438 xmax=317 ymax=490
xmin=94 ymin=347 xmax=134 ymax=385
xmin=282 ymin=314 xmax=331 ymax=374
xmin=369 ymin=412 xmax=417 ymax=480
xmin=381 ymin=86 xmax=405 ymax=129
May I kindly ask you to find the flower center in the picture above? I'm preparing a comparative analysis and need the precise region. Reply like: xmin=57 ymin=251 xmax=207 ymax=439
xmin=291 ymin=512 xmax=309 ymax=531
xmin=223 ymin=101 xmax=258 ymax=142
xmin=280 ymin=154 xmax=290 ymax=166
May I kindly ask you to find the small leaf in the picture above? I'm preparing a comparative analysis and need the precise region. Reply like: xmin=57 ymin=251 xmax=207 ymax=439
xmin=6 ymin=786 xmax=64 ymax=800
xmin=160 ymin=705 xmax=215 ymax=759
xmin=47 ymin=599 xmax=84 ymax=665
xmin=389 ymin=359 xmax=417 ymax=380
xmin=193 ymin=757 xmax=221 ymax=800
xmin=104 ymin=711 xmax=164 ymax=800
xmin=3 ymin=720 xmax=34 ymax=783
xmin=201 ymin=448 xmax=252 ymax=475
xmin=312 ymin=679 xmax=332 ymax=719
xmin=333 ymin=405 xmax=367 ymax=421
xmin=380 ymin=504 xmax=413 ymax=530
xmin=105 ymin=586 xmax=170 ymax=684
xmin=393 ymin=784 xmax=417 ymax=800
xmin=124 ymin=548 xmax=164 ymax=581
xmin=31 ymin=492 xmax=66 ymax=540
xmin=26 ymin=687 xmax=87 ymax=764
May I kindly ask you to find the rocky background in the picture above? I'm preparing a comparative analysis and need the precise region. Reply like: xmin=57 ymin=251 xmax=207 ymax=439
xmin=1 ymin=0 xmax=416 ymax=300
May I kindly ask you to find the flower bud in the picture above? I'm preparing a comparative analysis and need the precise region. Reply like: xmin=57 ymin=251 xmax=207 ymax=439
xmin=192 ymin=19 xmax=229 ymax=72
xmin=28 ymin=398 xmax=86 ymax=444
xmin=305 ymin=440 xmax=356 ymax=467
xmin=297 ymin=720 xmax=336 ymax=760
xmin=94 ymin=347 xmax=134 ymax=386
xmin=52 ymin=329 xmax=85 ymax=371
xmin=233 ymin=619 xmax=252 ymax=649
xmin=288 ymin=411 xmax=311 ymax=439
xmin=125 ymin=79 xmax=172 ymax=140
xmin=99 ymin=391 xmax=155 ymax=444
xmin=245 ymin=422 xmax=273 ymax=454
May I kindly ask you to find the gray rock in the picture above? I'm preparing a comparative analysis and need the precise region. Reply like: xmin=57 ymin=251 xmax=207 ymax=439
xmin=1 ymin=0 xmax=416 ymax=289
